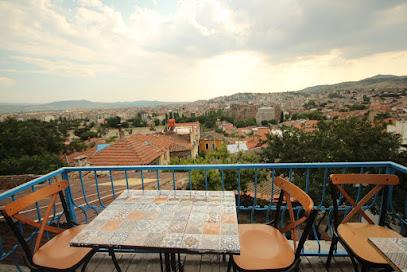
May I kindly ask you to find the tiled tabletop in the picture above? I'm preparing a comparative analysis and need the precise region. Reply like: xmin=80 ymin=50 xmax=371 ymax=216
xmin=70 ymin=190 xmax=240 ymax=254
xmin=368 ymin=238 xmax=407 ymax=272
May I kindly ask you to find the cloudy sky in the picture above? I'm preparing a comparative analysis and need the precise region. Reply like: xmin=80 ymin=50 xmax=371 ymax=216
xmin=1 ymin=0 xmax=407 ymax=103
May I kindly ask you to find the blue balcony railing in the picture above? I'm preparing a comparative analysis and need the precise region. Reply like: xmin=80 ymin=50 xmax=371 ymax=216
xmin=0 ymin=161 xmax=406 ymax=269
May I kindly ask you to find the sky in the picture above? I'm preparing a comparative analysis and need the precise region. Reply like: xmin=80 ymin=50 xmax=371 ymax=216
xmin=1 ymin=0 xmax=407 ymax=103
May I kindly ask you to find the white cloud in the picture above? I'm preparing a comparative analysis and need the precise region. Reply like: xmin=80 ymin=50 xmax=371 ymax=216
xmin=0 ymin=0 xmax=406 ymax=102
xmin=0 ymin=76 xmax=16 ymax=88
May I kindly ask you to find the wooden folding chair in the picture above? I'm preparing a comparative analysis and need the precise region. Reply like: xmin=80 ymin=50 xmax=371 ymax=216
xmin=228 ymin=177 xmax=317 ymax=272
xmin=326 ymin=174 xmax=401 ymax=272
xmin=1 ymin=181 xmax=96 ymax=272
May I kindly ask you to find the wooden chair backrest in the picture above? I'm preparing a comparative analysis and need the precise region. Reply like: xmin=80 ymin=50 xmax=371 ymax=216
xmin=2 ymin=181 xmax=68 ymax=253
xmin=275 ymin=177 xmax=314 ymax=250
xmin=330 ymin=174 xmax=399 ymax=224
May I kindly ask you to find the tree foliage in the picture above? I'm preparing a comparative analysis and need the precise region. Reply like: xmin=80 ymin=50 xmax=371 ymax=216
xmin=261 ymin=118 xmax=407 ymax=209
xmin=0 ymin=118 xmax=65 ymax=174
xmin=106 ymin=116 xmax=121 ymax=128
xmin=171 ymin=145 xmax=261 ymax=191
xmin=290 ymin=111 xmax=325 ymax=120
xmin=262 ymin=118 xmax=403 ymax=163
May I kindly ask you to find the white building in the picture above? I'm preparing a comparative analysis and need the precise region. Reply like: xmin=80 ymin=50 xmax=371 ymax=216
xmin=256 ymin=105 xmax=282 ymax=125
xmin=387 ymin=120 xmax=407 ymax=145
xmin=227 ymin=141 xmax=249 ymax=154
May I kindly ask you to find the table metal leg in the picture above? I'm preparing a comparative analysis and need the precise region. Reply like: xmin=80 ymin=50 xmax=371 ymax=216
xmin=177 ymin=253 xmax=182 ymax=272
xmin=108 ymin=249 xmax=122 ymax=272
xmin=170 ymin=253 xmax=176 ymax=271
xmin=164 ymin=253 xmax=171 ymax=272
xmin=160 ymin=253 xmax=164 ymax=272
xmin=161 ymin=252 xmax=184 ymax=272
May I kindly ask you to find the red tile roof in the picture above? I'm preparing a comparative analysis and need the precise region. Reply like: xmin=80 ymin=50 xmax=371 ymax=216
xmin=65 ymin=146 xmax=97 ymax=165
xmin=255 ymin=127 xmax=270 ymax=140
xmin=88 ymin=134 xmax=191 ymax=166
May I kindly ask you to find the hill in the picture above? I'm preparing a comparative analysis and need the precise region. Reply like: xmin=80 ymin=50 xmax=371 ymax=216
xmin=0 ymin=100 xmax=181 ymax=114
xmin=299 ymin=74 xmax=407 ymax=93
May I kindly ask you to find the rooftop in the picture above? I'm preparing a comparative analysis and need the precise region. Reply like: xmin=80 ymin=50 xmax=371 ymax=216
xmin=88 ymin=133 xmax=191 ymax=165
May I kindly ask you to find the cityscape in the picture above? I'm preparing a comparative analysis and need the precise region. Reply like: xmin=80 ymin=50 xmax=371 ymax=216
xmin=1 ymin=1 xmax=407 ymax=272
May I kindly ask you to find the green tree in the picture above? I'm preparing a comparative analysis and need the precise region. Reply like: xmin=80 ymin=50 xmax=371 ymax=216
xmin=66 ymin=139 xmax=87 ymax=153
xmin=303 ymin=100 xmax=317 ymax=109
xmin=106 ymin=116 xmax=121 ymax=128
xmin=262 ymin=119 xmax=402 ymax=163
xmin=128 ymin=117 xmax=146 ymax=127
xmin=0 ymin=119 xmax=65 ymax=174
xmin=261 ymin=120 xmax=277 ymax=126
xmin=172 ymin=145 xmax=261 ymax=192
xmin=290 ymin=111 xmax=325 ymax=120
xmin=261 ymin=118 xmax=406 ymax=205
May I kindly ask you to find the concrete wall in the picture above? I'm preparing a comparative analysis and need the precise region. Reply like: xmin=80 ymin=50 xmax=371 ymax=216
xmin=387 ymin=120 xmax=407 ymax=145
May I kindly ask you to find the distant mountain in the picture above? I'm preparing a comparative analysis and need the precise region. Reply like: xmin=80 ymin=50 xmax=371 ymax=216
xmin=299 ymin=74 xmax=407 ymax=93
xmin=0 ymin=100 xmax=182 ymax=114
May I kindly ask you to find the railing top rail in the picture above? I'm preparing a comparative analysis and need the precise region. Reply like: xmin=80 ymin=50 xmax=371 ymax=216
xmin=0 ymin=168 xmax=65 ymax=200
xmin=0 ymin=161 xmax=405 ymax=201
xmin=63 ymin=161 xmax=395 ymax=172
xmin=388 ymin=161 xmax=407 ymax=173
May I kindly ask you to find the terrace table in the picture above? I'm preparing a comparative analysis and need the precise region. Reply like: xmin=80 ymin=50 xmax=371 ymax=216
xmin=70 ymin=190 xmax=240 ymax=272
xmin=368 ymin=237 xmax=407 ymax=272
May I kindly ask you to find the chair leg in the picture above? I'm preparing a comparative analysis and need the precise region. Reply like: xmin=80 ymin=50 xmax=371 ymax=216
xmin=349 ymin=254 xmax=359 ymax=272
xmin=326 ymin=234 xmax=338 ymax=269
xmin=227 ymin=255 xmax=232 ymax=272
xmin=81 ymin=250 xmax=96 ymax=272
xmin=360 ymin=263 xmax=369 ymax=272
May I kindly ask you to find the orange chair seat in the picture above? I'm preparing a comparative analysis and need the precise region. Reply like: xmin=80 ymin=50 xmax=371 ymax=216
xmin=233 ymin=224 xmax=295 ymax=270
xmin=33 ymin=225 xmax=92 ymax=270
xmin=338 ymin=223 xmax=401 ymax=264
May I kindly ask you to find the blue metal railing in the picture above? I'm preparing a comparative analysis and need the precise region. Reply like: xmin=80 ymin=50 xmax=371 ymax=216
xmin=0 ymin=161 xmax=406 ymax=266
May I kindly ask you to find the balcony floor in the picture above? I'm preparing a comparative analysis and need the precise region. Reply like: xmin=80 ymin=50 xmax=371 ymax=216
xmin=0 ymin=250 xmax=355 ymax=271
xmin=82 ymin=252 xmax=354 ymax=272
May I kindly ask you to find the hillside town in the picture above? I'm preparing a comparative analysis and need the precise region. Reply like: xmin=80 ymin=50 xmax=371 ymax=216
xmin=1 ymin=76 xmax=407 ymax=168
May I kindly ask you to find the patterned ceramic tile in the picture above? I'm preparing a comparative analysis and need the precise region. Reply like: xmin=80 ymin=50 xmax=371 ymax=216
xmin=182 ymin=234 xmax=202 ymax=249
xmin=169 ymin=221 xmax=188 ymax=233
xmin=220 ymin=235 xmax=240 ymax=252
xmin=162 ymin=233 xmax=184 ymax=248
xmin=109 ymin=232 xmax=129 ymax=244
xmin=70 ymin=190 xmax=239 ymax=254
xmin=369 ymin=238 xmax=407 ymax=272
xmin=185 ymin=222 xmax=203 ymax=234
xmin=200 ymin=235 xmax=220 ymax=251
xmin=202 ymin=223 xmax=220 ymax=235
xmin=221 ymin=224 xmax=238 ymax=235
xmin=221 ymin=214 xmax=238 ymax=224
xmin=126 ymin=230 xmax=149 ymax=246
xmin=144 ymin=233 xmax=165 ymax=247
xmin=205 ymin=212 xmax=221 ymax=223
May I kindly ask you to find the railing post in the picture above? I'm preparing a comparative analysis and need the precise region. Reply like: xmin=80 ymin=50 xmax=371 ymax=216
xmin=61 ymin=170 xmax=78 ymax=223
xmin=403 ymin=200 xmax=407 ymax=236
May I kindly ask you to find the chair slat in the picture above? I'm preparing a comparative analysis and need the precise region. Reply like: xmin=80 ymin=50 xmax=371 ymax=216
xmin=330 ymin=174 xmax=398 ymax=185
xmin=275 ymin=176 xmax=314 ymax=215
xmin=340 ymin=184 xmax=384 ymax=224
xmin=13 ymin=214 xmax=63 ymax=234
xmin=284 ymin=191 xmax=298 ymax=250
xmin=3 ymin=181 xmax=68 ymax=216
xmin=34 ymin=193 xmax=58 ymax=253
